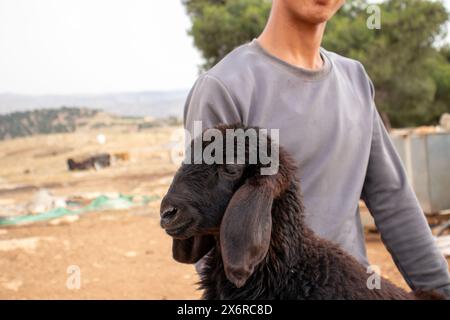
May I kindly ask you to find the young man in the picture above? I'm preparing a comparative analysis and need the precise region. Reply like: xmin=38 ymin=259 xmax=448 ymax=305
xmin=183 ymin=0 xmax=450 ymax=296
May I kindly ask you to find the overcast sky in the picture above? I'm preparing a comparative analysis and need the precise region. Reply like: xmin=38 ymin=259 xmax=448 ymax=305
xmin=0 ymin=0 xmax=449 ymax=95
xmin=0 ymin=0 xmax=202 ymax=95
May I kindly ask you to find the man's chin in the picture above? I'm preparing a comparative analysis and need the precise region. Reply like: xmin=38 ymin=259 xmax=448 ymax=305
xmin=305 ymin=11 xmax=335 ymax=24
xmin=290 ymin=11 xmax=334 ymax=25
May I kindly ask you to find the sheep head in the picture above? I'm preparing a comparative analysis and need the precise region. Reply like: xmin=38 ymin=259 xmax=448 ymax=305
xmin=160 ymin=124 xmax=294 ymax=288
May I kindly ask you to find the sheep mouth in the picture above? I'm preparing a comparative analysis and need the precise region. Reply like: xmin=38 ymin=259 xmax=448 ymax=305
xmin=165 ymin=219 xmax=195 ymax=238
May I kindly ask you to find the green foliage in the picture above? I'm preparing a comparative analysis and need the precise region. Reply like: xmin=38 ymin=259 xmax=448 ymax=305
xmin=440 ymin=45 xmax=450 ymax=61
xmin=324 ymin=0 xmax=449 ymax=127
xmin=427 ymin=48 xmax=450 ymax=123
xmin=184 ymin=0 xmax=271 ymax=69
xmin=183 ymin=0 xmax=450 ymax=128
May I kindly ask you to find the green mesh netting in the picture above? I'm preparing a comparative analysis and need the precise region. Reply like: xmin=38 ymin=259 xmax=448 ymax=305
xmin=0 ymin=194 xmax=159 ymax=226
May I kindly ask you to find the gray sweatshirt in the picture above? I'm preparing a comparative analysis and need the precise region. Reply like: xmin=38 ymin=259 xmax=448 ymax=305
xmin=183 ymin=39 xmax=450 ymax=295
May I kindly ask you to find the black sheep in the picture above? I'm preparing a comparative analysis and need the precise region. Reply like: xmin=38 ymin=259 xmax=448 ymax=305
xmin=160 ymin=124 xmax=440 ymax=300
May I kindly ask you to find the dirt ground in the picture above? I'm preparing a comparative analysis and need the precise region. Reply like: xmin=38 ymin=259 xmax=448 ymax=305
xmin=0 ymin=126 xmax=446 ymax=299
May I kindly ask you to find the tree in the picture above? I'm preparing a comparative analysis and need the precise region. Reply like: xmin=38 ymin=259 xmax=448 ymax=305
xmin=183 ymin=0 xmax=450 ymax=127
xmin=183 ymin=0 xmax=271 ymax=69
xmin=323 ymin=0 xmax=449 ymax=127
xmin=427 ymin=47 xmax=450 ymax=123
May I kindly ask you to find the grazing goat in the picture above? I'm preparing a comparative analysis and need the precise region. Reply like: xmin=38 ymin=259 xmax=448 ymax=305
xmin=160 ymin=124 xmax=441 ymax=300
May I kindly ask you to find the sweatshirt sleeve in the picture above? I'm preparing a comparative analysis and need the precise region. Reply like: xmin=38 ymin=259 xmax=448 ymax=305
xmin=183 ymin=74 xmax=242 ymax=136
xmin=361 ymin=80 xmax=450 ymax=297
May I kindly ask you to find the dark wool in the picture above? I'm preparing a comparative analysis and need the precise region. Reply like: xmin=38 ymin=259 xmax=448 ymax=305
xmin=199 ymin=180 xmax=412 ymax=299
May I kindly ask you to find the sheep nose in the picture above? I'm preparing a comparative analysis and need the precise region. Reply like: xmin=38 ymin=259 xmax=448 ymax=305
xmin=160 ymin=205 xmax=178 ymax=227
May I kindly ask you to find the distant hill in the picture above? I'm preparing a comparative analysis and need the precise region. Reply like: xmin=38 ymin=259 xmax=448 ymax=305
xmin=0 ymin=107 xmax=183 ymax=141
xmin=0 ymin=90 xmax=188 ymax=118
xmin=0 ymin=107 xmax=99 ymax=140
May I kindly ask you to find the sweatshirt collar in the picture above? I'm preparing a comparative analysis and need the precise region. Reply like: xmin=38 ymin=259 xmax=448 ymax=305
xmin=249 ymin=38 xmax=333 ymax=81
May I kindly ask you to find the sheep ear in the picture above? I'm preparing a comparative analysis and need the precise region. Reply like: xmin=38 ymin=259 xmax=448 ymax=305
xmin=172 ymin=235 xmax=215 ymax=264
xmin=220 ymin=182 xmax=273 ymax=288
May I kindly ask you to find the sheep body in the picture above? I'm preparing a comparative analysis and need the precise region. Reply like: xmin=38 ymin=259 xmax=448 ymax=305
xmin=199 ymin=181 xmax=412 ymax=300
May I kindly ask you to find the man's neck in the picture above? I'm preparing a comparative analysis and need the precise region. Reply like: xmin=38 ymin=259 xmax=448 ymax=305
xmin=257 ymin=7 xmax=326 ymax=70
